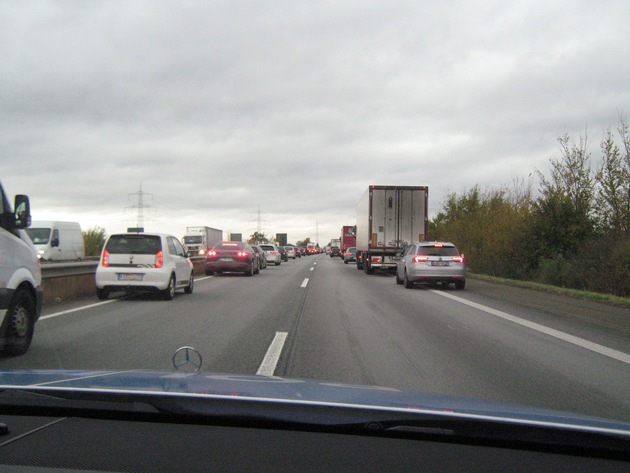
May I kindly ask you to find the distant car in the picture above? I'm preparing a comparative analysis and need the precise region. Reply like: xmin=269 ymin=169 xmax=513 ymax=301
xmin=395 ymin=241 xmax=466 ymax=289
xmin=251 ymin=244 xmax=267 ymax=270
xmin=284 ymin=246 xmax=296 ymax=259
xmin=343 ymin=247 xmax=357 ymax=264
xmin=292 ymin=246 xmax=301 ymax=258
xmin=330 ymin=246 xmax=340 ymax=257
xmin=205 ymin=241 xmax=259 ymax=276
xmin=259 ymin=243 xmax=282 ymax=265
xmin=278 ymin=246 xmax=288 ymax=261
xmin=95 ymin=232 xmax=194 ymax=300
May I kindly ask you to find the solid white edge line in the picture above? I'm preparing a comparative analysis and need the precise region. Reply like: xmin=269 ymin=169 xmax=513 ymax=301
xmin=39 ymin=300 xmax=117 ymax=321
xmin=301 ymin=278 xmax=309 ymax=287
xmin=431 ymin=290 xmax=630 ymax=365
xmin=256 ymin=332 xmax=288 ymax=376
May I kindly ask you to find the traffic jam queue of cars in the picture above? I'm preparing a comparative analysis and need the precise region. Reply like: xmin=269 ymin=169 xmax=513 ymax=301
xmin=95 ymin=234 xmax=310 ymax=300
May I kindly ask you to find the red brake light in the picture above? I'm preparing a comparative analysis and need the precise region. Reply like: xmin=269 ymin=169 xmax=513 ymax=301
xmin=208 ymin=250 xmax=217 ymax=257
xmin=452 ymin=256 xmax=464 ymax=263
xmin=237 ymin=251 xmax=249 ymax=257
xmin=434 ymin=244 xmax=443 ymax=248
xmin=102 ymin=250 xmax=110 ymax=267
xmin=413 ymin=255 xmax=429 ymax=263
xmin=156 ymin=250 xmax=164 ymax=268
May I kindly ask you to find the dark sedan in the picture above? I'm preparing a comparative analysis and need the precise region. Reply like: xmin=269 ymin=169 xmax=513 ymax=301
xmin=205 ymin=241 xmax=259 ymax=276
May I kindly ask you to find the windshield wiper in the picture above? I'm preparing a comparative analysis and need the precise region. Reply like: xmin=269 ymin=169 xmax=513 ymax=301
xmin=337 ymin=416 xmax=630 ymax=459
xmin=0 ymin=389 xmax=159 ymax=416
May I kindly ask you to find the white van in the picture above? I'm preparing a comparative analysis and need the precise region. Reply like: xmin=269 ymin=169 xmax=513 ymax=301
xmin=26 ymin=221 xmax=85 ymax=261
xmin=0 ymin=181 xmax=42 ymax=356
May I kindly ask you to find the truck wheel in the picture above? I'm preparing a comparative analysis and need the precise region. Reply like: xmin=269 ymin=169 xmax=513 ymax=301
xmin=96 ymin=287 xmax=109 ymax=300
xmin=2 ymin=288 xmax=36 ymax=356
xmin=162 ymin=275 xmax=176 ymax=300
xmin=364 ymin=262 xmax=374 ymax=275
xmin=184 ymin=273 xmax=194 ymax=294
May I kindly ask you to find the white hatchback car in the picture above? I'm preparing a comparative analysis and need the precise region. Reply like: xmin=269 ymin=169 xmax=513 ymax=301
xmin=95 ymin=232 xmax=194 ymax=300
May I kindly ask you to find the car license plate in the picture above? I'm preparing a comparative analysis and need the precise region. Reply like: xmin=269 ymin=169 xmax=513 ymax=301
xmin=220 ymin=257 xmax=232 ymax=261
xmin=431 ymin=261 xmax=449 ymax=266
xmin=117 ymin=273 xmax=144 ymax=281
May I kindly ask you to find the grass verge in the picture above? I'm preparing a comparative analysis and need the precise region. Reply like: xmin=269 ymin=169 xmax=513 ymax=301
xmin=469 ymin=273 xmax=630 ymax=308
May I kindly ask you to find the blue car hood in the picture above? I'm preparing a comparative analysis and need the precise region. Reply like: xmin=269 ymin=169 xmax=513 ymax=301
xmin=1 ymin=369 xmax=630 ymax=435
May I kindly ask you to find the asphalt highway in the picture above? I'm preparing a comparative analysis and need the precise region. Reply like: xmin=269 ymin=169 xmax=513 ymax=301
xmin=2 ymin=254 xmax=629 ymax=423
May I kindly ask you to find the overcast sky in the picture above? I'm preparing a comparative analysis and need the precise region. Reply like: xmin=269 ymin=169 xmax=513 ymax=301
xmin=1 ymin=0 xmax=629 ymax=244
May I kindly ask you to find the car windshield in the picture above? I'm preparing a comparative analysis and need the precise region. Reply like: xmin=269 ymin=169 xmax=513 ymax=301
xmin=2 ymin=0 xmax=630 ymax=440
xmin=25 ymin=227 xmax=51 ymax=244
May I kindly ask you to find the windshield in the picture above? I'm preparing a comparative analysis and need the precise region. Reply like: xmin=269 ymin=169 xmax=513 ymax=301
xmin=182 ymin=236 xmax=202 ymax=244
xmin=25 ymin=228 xmax=51 ymax=244
xmin=1 ymin=0 xmax=630 ymax=434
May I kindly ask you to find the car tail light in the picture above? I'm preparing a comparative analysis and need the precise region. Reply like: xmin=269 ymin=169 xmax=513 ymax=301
xmin=452 ymin=256 xmax=464 ymax=263
xmin=155 ymin=250 xmax=164 ymax=268
xmin=102 ymin=250 xmax=110 ymax=267
xmin=237 ymin=251 xmax=249 ymax=257
xmin=372 ymin=256 xmax=382 ymax=263
xmin=413 ymin=255 xmax=429 ymax=263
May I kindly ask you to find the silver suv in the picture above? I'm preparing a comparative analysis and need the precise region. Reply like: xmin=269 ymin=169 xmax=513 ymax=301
xmin=95 ymin=232 xmax=194 ymax=300
xmin=259 ymin=243 xmax=282 ymax=266
xmin=395 ymin=241 xmax=465 ymax=289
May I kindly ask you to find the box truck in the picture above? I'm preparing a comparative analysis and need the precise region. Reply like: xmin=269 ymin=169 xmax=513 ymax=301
xmin=26 ymin=221 xmax=85 ymax=261
xmin=0 ymin=181 xmax=42 ymax=355
xmin=340 ymin=225 xmax=356 ymax=258
xmin=182 ymin=226 xmax=223 ymax=256
xmin=356 ymin=185 xmax=428 ymax=274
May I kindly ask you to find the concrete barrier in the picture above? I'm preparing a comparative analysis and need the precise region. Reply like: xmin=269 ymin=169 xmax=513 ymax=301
xmin=41 ymin=258 xmax=206 ymax=305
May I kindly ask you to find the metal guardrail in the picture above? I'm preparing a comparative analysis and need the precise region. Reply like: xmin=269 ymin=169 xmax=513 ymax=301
xmin=40 ymin=257 xmax=207 ymax=305
xmin=40 ymin=257 xmax=206 ymax=279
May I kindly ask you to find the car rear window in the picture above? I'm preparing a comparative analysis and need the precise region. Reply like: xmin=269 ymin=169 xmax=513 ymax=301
xmin=260 ymin=245 xmax=274 ymax=250
xmin=214 ymin=242 xmax=247 ymax=250
xmin=105 ymin=235 xmax=162 ymax=254
xmin=417 ymin=245 xmax=459 ymax=257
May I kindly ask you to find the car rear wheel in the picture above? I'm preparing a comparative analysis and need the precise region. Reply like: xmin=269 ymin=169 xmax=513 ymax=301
xmin=96 ymin=287 xmax=109 ymax=300
xmin=404 ymin=270 xmax=414 ymax=289
xmin=184 ymin=273 xmax=194 ymax=294
xmin=2 ymin=288 xmax=36 ymax=356
xmin=395 ymin=270 xmax=403 ymax=285
xmin=205 ymin=270 xmax=215 ymax=276
xmin=455 ymin=280 xmax=466 ymax=290
xmin=245 ymin=264 xmax=254 ymax=276
xmin=162 ymin=275 xmax=176 ymax=300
